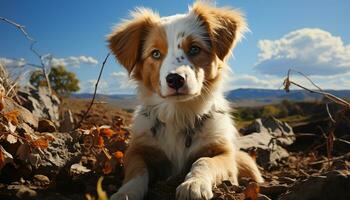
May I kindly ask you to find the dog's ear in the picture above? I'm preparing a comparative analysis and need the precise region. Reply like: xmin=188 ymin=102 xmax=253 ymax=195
xmin=191 ymin=2 xmax=247 ymax=61
xmin=108 ymin=8 xmax=160 ymax=74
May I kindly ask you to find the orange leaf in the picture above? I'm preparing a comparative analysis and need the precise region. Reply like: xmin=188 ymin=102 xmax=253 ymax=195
xmin=0 ymin=95 xmax=4 ymax=111
xmin=114 ymin=151 xmax=124 ymax=159
xmin=115 ymin=128 xmax=126 ymax=135
xmin=100 ymin=128 xmax=115 ymax=138
xmin=244 ymin=182 xmax=260 ymax=200
xmin=3 ymin=110 xmax=20 ymax=125
xmin=102 ymin=161 xmax=113 ymax=175
xmin=31 ymin=138 xmax=49 ymax=149
xmin=114 ymin=151 xmax=124 ymax=164
xmin=0 ymin=149 xmax=4 ymax=169
xmin=97 ymin=136 xmax=104 ymax=148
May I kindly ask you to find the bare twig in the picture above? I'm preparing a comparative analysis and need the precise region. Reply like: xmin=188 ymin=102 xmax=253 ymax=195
xmin=309 ymin=152 xmax=350 ymax=165
xmin=75 ymin=53 xmax=111 ymax=130
xmin=0 ymin=16 xmax=52 ymax=94
xmin=283 ymin=69 xmax=350 ymax=126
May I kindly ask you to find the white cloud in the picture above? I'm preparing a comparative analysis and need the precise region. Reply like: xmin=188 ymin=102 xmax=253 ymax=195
xmin=0 ymin=55 xmax=98 ymax=69
xmin=0 ymin=57 xmax=26 ymax=68
xmin=224 ymin=70 xmax=281 ymax=91
xmin=50 ymin=56 xmax=98 ymax=67
xmin=110 ymin=71 xmax=136 ymax=90
xmin=79 ymin=71 xmax=136 ymax=94
xmin=255 ymin=28 xmax=350 ymax=76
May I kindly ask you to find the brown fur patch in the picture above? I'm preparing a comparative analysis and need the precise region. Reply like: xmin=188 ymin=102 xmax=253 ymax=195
xmin=123 ymin=136 xmax=172 ymax=183
xmin=108 ymin=8 xmax=160 ymax=75
xmin=137 ymin=26 xmax=168 ymax=94
xmin=191 ymin=2 xmax=247 ymax=61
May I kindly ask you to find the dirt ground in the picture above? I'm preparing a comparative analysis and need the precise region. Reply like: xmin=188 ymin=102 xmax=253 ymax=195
xmin=1 ymin=97 xmax=349 ymax=200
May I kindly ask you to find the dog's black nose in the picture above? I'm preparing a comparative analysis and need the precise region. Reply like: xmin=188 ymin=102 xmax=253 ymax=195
xmin=166 ymin=73 xmax=185 ymax=90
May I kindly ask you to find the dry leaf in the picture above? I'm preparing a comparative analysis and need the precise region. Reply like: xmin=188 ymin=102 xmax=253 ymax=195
xmin=100 ymin=128 xmax=115 ymax=138
xmin=0 ymin=145 xmax=14 ymax=169
xmin=0 ymin=94 xmax=4 ymax=111
xmin=97 ymin=136 xmax=104 ymax=148
xmin=8 ymin=122 xmax=16 ymax=133
xmin=6 ymin=134 xmax=17 ymax=144
xmin=3 ymin=110 xmax=20 ymax=125
xmin=102 ymin=161 xmax=113 ymax=175
xmin=114 ymin=151 xmax=124 ymax=159
xmin=114 ymin=151 xmax=124 ymax=164
xmin=244 ymin=182 xmax=260 ymax=200
xmin=31 ymin=138 xmax=49 ymax=149
xmin=115 ymin=128 xmax=126 ymax=135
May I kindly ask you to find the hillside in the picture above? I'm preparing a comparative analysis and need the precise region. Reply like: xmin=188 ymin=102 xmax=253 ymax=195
xmin=72 ymin=89 xmax=350 ymax=108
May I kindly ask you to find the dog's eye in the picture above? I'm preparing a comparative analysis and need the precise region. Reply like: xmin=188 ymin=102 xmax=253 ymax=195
xmin=151 ymin=49 xmax=161 ymax=59
xmin=188 ymin=45 xmax=201 ymax=56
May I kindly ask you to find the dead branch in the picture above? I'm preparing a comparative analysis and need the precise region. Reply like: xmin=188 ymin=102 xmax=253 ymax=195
xmin=309 ymin=152 xmax=350 ymax=165
xmin=0 ymin=16 xmax=52 ymax=94
xmin=283 ymin=69 xmax=350 ymax=109
xmin=75 ymin=53 xmax=111 ymax=130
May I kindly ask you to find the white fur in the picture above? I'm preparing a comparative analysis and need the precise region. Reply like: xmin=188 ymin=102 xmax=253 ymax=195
xmin=110 ymin=3 xmax=262 ymax=200
xmin=159 ymin=13 xmax=207 ymax=97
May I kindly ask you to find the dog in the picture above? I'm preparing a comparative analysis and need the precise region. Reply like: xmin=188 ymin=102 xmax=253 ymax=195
xmin=108 ymin=2 xmax=263 ymax=200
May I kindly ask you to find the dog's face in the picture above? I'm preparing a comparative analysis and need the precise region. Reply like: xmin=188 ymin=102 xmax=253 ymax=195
xmin=108 ymin=2 xmax=246 ymax=102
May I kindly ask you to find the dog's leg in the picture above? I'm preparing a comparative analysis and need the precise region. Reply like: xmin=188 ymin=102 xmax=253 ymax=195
xmin=236 ymin=151 xmax=264 ymax=183
xmin=176 ymin=152 xmax=237 ymax=200
xmin=110 ymin=150 xmax=149 ymax=200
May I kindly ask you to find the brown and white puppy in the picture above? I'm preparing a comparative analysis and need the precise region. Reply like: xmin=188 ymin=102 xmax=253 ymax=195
xmin=108 ymin=2 xmax=263 ymax=200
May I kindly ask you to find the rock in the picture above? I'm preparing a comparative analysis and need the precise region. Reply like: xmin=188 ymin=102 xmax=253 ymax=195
xmin=2 ymin=97 xmax=38 ymax=128
xmin=237 ymin=117 xmax=295 ymax=169
xmin=33 ymin=174 xmax=50 ymax=186
xmin=18 ymin=86 xmax=60 ymax=125
xmin=12 ymin=185 xmax=37 ymax=199
xmin=38 ymin=119 xmax=57 ymax=133
xmin=70 ymin=163 xmax=91 ymax=179
xmin=279 ymin=170 xmax=350 ymax=200
xmin=16 ymin=186 xmax=37 ymax=199
xmin=59 ymin=110 xmax=75 ymax=132
xmin=36 ymin=132 xmax=81 ymax=173
xmin=16 ymin=132 xmax=81 ymax=176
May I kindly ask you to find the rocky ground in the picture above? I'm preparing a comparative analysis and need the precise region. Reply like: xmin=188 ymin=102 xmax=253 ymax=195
xmin=0 ymin=85 xmax=349 ymax=200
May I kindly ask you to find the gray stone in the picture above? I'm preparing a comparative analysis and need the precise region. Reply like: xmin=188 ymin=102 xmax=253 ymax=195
xmin=38 ymin=119 xmax=57 ymax=133
xmin=18 ymin=86 xmax=60 ymax=125
xmin=15 ymin=185 xmax=37 ymax=199
xmin=59 ymin=110 xmax=75 ymax=132
xmin=2 ymin=97 xmax=38 ymax=128
xmin=237 ymin=117 xmax=295 ymax=169
xmin=33 ymin=174 xmax=50 ymax=186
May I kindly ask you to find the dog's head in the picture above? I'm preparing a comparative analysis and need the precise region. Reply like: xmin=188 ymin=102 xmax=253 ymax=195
xmin=108 ymin=2 xmax=246 ymax=102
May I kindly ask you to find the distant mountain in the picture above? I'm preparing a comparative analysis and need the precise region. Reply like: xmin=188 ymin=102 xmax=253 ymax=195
xmin=226 ymin=88 xmax=350 ymax=106
xmin=72 ymin=89 xmax=350 ymax=108
xmin=72 ymin=93 xmax=135 ymax=100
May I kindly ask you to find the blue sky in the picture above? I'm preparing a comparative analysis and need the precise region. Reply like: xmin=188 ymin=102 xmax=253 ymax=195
xmin=1 ymin=0 xmax=349 ymax=94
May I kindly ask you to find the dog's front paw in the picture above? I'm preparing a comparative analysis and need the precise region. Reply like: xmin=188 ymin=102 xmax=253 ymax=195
xmin=176 ymin=178 xmax=213 ymax=200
